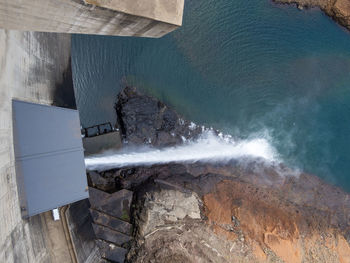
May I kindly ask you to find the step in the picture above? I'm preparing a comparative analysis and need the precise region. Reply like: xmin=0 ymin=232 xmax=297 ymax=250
xmin=90 ymin=208 xmax=132 ymax=235
xmin=88 ymin=171 xmax=115 ymax=192
xmin=97 ymin=240 xmax=128 ymax=263
xmin=92 ymin=223 xmax=132 ymax=246
xmin=89 ymin=187 xmax=133 ymax=221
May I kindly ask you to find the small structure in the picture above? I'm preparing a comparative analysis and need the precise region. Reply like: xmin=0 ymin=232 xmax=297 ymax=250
xmin=82 ymin=122 xmax=116 ymax=138
xmin=82 ymin=122 xmax=122 ymax=155
xmin=12 ymin=100 xmax=88 ymax=218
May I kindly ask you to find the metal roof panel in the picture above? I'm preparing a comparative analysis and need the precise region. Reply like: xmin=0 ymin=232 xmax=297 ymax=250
xmin=12 ymin=100 xmax=88 ymax=217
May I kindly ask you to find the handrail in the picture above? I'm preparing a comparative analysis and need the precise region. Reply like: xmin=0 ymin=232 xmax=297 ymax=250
xmin=81 ymin=122 xmax=116 ymax=138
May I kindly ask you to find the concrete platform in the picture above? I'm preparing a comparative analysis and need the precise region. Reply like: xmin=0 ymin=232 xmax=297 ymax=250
xmin=0 ymin=0 xmax=184 ymax=38
xmin=83 ymin=132 xmax=122 ymax=155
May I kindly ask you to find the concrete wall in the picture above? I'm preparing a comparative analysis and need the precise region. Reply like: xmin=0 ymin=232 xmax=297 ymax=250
xmin=0 ymin=1 xmax=185 ymax=261
xmin=83 ymin=132 xmax=122 ymax=155
xmin=85 ymin=0 xmax=184 ymax=26
xmin=0 ymin=29 xmax=73 ymax=263
xmin=66 ymin=200 xmax=100 ymax=263
xmin=0 ymin=0 xmax=183 ymax=38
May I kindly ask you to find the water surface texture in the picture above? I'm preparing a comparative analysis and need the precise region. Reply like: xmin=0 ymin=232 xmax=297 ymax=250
xmin=72 ymin=0 xmax=350 ymax=190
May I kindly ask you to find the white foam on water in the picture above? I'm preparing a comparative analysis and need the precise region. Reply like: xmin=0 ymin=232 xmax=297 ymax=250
xmin=85 ymin=131 xmax=280 ymax=171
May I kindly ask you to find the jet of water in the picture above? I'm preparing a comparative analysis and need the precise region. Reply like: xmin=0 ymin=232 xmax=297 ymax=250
xmin=85 ymin=131 xmax=279 ymax=171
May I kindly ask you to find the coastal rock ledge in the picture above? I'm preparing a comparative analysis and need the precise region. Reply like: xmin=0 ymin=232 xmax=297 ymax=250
xmin=90 ymin=87 xmax=350 ymax=262
xmin=274 ymin=0 xmax=350 ymax=31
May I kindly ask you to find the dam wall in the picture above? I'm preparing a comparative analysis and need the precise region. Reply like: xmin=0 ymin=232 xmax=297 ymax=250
xmin=0 ymin=30 xmax=77 ymax=263
xmin=0 ymin=1 xmax=185 ymax=262
xmin=0 ymin=0 xmax=184 ymax=38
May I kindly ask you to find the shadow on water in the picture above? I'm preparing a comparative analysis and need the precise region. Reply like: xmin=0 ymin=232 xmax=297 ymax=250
xmin=53 ymin=59 xmax=77 ymax=110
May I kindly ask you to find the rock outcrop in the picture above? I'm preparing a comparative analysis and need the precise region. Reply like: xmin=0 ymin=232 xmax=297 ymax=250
xmin=88 ymin=187 xmax=134 ymax=262
xmin=89 ymin=87 xmax=350 ymax=262
xmin=89 ymin=161 xmax=350 ymax=263
xmin=115 ymin=86 xmax=202 ymax=147
xmin=274 ymin=0 xmax=350 ymax=31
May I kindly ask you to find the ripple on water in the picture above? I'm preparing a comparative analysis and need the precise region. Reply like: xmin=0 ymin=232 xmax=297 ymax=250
xmin=72 ymin=0 xmax=350 ymax=191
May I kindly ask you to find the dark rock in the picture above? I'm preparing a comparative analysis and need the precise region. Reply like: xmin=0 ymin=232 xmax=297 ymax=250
xmin=115 ymin=86 xmax=202 ymax=147
xmin=90 ymin=209 xmax=132 ymax=235
xmin=89 ymin=188 xmax=133 ymax=221
xmin=97 ymin=240 xmax=128 ymax=263
xmin=92 ymin=223 xmax=132 ymax=246
xmin=88 ymin=171 xmax=116 ymax=192
xmin=96 ymin=259 xmax=110 ymax=263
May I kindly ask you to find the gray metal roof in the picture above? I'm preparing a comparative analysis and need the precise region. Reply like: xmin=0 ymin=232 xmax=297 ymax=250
xmin=12 ymin=100 xmax=88 ymax=218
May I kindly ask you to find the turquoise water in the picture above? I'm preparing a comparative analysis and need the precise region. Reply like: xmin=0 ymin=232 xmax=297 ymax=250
xmin=72 ymin=0 xmax=350 ymax=190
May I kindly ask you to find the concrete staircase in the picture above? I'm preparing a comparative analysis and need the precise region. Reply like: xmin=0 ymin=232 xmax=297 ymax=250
xmin=88 ymin=187 xmax=133 ymax=263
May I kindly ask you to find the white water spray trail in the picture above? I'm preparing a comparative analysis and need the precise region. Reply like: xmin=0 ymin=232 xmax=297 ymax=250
xmin=85 ymin=131 xmax=279 ymax=171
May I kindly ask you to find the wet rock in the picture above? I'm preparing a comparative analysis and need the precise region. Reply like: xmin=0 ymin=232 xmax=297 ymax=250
xmin=274 ymin=0 xmax=350 ymax=31
xmin=115 ymin=86 xmax=202 ymax=147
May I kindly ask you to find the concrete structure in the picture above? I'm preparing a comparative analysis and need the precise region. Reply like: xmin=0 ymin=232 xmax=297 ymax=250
xmin=0 ymin=0 xmax=184 ymax=38
xmin=83 ymin=132 xmax=122 ymax=155
xmin=12 ymin=100 xmax=88 ymax=218
xmin=0 ymin=30 xmax=98 ymax=263
xmin=84 ymin=0 xmax=184 ymax=26
xmin=0 ymin=0 xmax=185 ymax=262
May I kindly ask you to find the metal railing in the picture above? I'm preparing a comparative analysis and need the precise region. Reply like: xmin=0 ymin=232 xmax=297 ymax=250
xmin=81 ymin=122 xmax=117 ymax=138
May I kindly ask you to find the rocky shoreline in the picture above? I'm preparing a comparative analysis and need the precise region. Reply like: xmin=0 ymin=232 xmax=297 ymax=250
xmin=274 ymin=0 xmax=350 ymax=31
xmin=88 ymin=87 xmax=350 ymax=262
xmin=115 ymin=86 xmax=202 ymax=147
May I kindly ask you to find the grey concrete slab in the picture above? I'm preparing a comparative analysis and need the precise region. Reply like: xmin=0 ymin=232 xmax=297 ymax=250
xmin=0 ymin=0 xmax=182 ymax=37
xmin=83 ymin=132 xmax=122 ymax=156
xmin=84 ymin=0 xmax=184 ymax=26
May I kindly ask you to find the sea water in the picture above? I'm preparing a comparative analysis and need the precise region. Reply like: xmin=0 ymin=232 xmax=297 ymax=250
xmin=72 ymin=0 xmax=350 ymax=191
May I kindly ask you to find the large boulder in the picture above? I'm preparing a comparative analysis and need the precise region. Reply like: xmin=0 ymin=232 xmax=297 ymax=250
xmin=135 ymin=187 xmax=202 ymax=237
xmin=115 ymin=86 xmax=201 ymax=147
